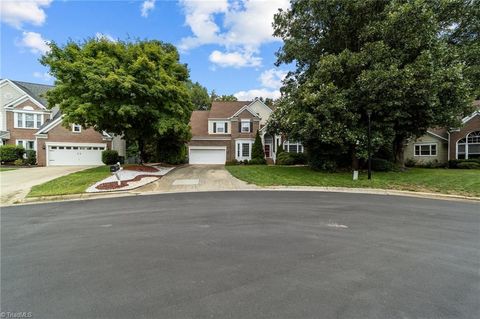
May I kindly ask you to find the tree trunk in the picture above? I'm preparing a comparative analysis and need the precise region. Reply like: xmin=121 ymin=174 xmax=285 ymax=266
xmin=351 ymin=145 xmax=359 ymax=170
xmin=394 ymin=137 xmax=406 ymax=168
xmin=138 ymin=139 xmax=146 ymax=164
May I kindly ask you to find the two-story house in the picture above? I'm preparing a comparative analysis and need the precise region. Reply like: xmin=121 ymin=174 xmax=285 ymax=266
xmin=0 ymin=79 xmax=125 ymax=166
xmin=188 ymin=99 xmax=303 ymax=164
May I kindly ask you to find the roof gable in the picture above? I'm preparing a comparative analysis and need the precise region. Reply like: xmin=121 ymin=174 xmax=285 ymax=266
xmin=208 ymin=101 xmax=250 ymax=118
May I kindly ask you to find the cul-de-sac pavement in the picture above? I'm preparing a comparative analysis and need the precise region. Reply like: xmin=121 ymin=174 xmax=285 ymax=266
xmin=2 ymin=191 xmax=479 ymax=319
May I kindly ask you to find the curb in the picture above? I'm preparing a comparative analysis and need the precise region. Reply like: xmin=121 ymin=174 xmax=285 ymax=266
xmin=12 ymin=186 xmax=480 ymax=206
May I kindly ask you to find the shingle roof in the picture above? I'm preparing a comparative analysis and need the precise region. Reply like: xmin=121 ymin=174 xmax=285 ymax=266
xmin=208 ymin=101 xmax=251 ymax=118
xmin=11 ymin=80 xmax=53 ymax=106
xmin=189 ymin=110 xmax=210 ymax=136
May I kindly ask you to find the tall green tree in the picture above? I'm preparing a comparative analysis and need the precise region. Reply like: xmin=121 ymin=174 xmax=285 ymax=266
xmin=251 ymin=131 xmax=265 ymax=161
xmin=270 ymin=0 xmax=476 ymax=168
xmin=41 ymin=38 xmax=193 ymax=162
xmin=188 ymin=81 xmax=211 ymax=110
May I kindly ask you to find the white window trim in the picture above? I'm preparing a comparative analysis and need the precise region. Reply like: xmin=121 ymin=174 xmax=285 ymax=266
xmin=240 ymin=119 xmax=251 ymax=133
xmin=13 ymin=112 xmax=44 ymax=129
xmin=456 ymin=131 xmax=480 ymax=159
xmin=211 ymin=121 xmax=228 ymax=134
xmin=72 ymin=124 xmax=82 ymax=133
xmin=235 ymin=139 xmax=254 ymax=161
xmin=16 ymin=139 xmax=36 ymax=151
xmin=283 ymin=140 xmax=304 ymax=153
xmin=414 ymin=143 xmax=437 ymax=157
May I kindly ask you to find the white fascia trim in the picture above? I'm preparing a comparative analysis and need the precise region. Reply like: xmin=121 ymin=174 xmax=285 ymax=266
xmin=35 ymin=115 xmax=64 ymax=135
xmin=45 ymin=142 xmax=107 ymax=147
xmin=191 ymin=137 xmax=231 ymax=141
xmin=462 ymin=111 xmax=480 ymax=124
xmin=8 ymin=95 xmax=47 ymax=110
xmin=1 ymin=82 xmax=48 ymax=110
xmin=426 ymin=131 xmax=448 ymax=141
xmin=10 ymin=108 xmax=50 ymax=115
xmin=35 ymin=134 xmax=48 ymax=139
xmin=235 ymin=138 xmax=254 ymax=142
xmin=188 ymin=146 xmax=227 ymax=150
xmin=230 ymin=105 xmax=259 ymax=119
xmin=248 ymin=99 xmax=273 ymax=112
xmin=102 ymin=131 xmax=113 ymax=138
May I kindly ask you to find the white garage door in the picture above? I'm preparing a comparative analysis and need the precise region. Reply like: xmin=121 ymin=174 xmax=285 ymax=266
xmin=189 ymin=147 xmax=226 ymax=164
xmin=48 ymin=144 xmax=106 ymax=166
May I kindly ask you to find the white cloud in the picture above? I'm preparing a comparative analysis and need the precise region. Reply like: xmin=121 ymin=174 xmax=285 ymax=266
xmin=141 ymin=0 xmax=156 ymax=17
xmin=259 ymin=69 xmax=287 ymax=89
xmin=33 ymin=71 xmax=53 ymax=82
xmin=209 ymin=50 xmax=261 ymax=68
xmin=18 ymin=31 xmax=50 ymax=54
xmin=234 ymin=88 xmax=281 ymax=101
xmin=0 ymin=0 xmax=52 ymax=29
xmin=179 ymin=0 xmax=289 ymax=68
xmin=95 ymin=32 xmax=116 ymax=42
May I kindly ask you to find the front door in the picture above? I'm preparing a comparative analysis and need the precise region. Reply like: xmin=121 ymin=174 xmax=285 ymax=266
xmin=264 ymin=144 xmax=271 ymax=158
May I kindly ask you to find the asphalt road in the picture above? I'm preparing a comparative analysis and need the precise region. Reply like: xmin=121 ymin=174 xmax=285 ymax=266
xmin=1 ymin=192 xmax=479 ymax=319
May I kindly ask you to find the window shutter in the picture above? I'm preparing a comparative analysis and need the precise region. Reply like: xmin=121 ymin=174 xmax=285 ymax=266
xmin=213 ymin=122 xmax=216 ymax=133
xmin=224 ymin=122 xmax=228 ymax=133
xmin=250 ymin=120 xmax=253 ymax=132
xmin=238 ymin=121 xmax=241 ymax=132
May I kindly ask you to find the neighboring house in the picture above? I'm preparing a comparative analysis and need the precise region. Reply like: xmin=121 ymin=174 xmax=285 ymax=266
xmin=404 ymin=100 xmax=480 ymax=164
xmin=188 ymin=99 xmax=303 ymax=164
xmin=0 ymin=79 xmax=125 ymax=166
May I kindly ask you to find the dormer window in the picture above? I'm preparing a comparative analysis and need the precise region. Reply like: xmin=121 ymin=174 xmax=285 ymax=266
xmin=72 ymin=124 xmax=82 ymax=133
xmin=212 ymin=121 xmax=228 ymax=134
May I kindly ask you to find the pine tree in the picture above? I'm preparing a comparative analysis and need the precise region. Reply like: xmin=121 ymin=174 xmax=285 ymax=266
xmin=251 ymin=131 xmax=264 ymax=160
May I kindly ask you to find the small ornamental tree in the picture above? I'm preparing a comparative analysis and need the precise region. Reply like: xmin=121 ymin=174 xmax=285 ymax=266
xmin=251 ymin=131 xmax=265 ymax=161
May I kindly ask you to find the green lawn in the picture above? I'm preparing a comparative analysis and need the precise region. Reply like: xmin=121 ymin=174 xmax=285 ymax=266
xmin=28 ymin=166 xmax=111 ymax=197
xmin=0 ymin=167 xmax=17 ymax=172
xmin=226 ymin=165 xmax=480 ymax=197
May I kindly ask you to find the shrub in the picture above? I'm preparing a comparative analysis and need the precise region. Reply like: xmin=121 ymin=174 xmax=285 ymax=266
xmin=251 ymin=131 xmax=264 ymax=161
xmin=416 ymin=159 xmax=447 ymax=168
xmin=276 ymin=143 xmax=284 ymax=156
xmin=13 ymin=158 xmax=25 ymax=166
xmin=449 ymin=159 xmax=480 ymax=168
xmin=405 ymin=158 xmax=416 ymax=167
xmin=276 ymin=152 xmax=306 ymax=165
xmin=0 ymin=145 xmax=24 ymax=162
xmin=102 ymin=150 xmax=119 ymax=165
xmin=457 ymin=161 xmax=480 ymax=169
xmin=248 ymin=158 xmax=267 ymax=165
xmin=225 ymin=159 xmax=238 ymax=166
xmin=370 ymin=158 xmax=394 ymax=172
xmin=25 ymin=150 xmax=36 ymax=165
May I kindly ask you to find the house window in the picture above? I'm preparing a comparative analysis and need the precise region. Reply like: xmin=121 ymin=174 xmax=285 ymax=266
xmin=242 ymin=143 xmax=250 ymax=157
xmin=457 ymin=131 xmax=480 ymax=159
xmin=16 ymin=140 xmax=35 ymax=150
xmin=414 ymin=144 xmax=437 ymax=156
xmin=241 ymin=120 xmax=251 ymax=133
xmin=212 ymin=121 xmax=228 ymax=134
xmin=284 ymin=140 xmax=304 ymax=153
xmin=14 ymin=113 xmax=44 ymax=129
xmin=72 ymin=124 xmax=82 ymax=133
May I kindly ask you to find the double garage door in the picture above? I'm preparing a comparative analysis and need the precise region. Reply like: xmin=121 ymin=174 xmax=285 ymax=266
xmin=189 ymin=146 xmax=226 ymax=165
xmin=48 ymin=143 xmax=106 ymax=166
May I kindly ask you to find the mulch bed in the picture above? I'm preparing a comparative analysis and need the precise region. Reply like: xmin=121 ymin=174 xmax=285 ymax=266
xmin=95 ymin=174 xmax=160 ymax=190
xmin=123 ymin=165 xmax=159 ymax=172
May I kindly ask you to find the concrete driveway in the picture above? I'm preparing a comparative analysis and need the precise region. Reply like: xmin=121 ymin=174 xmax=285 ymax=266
xmin=136 ymin=164 xmax=256 ymax=193
xmin=0 ymin=166 xmax=94 ymax=205
xmin=2 ymin=192 xmax=479 ymax=318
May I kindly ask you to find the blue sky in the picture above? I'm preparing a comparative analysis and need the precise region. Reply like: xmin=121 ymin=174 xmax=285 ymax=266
xmin=0 ymin=0 xmax=291 ymax=100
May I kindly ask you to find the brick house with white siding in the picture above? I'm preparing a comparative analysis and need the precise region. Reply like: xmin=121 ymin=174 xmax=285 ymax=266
xmin=0 ymin=79 xmax=125 ymax=166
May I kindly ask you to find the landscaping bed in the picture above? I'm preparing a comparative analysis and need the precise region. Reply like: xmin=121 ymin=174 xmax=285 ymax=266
xmin=226 ymin=166 xmax=480 ymax=197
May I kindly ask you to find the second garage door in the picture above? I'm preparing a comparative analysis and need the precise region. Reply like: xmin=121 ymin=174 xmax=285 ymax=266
xmin=189 ymin=147 xmax=226 ymax=165
xmin=48 ymin=143 xmax=106 ymax=166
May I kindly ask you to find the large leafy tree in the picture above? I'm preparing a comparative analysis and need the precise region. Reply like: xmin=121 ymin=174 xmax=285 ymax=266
xmin=270 ymin=0 xmax=476 ymax=167
xmin=188 ymin=81 xmax=211 ymax=110
xmin=41 ymin=38 xmax=193 ymax=162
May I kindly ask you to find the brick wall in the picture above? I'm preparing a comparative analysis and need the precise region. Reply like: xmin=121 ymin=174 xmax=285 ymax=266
xmin=6 ymin=111 xmax=50 ymax=144
xmin=37 ymin=122 xmax=111 ymax=166
xmin=449 ymin=115 xmax=480 ymax=160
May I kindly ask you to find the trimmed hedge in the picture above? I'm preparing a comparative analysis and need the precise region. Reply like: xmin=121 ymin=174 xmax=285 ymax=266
xmin=102 ymin=150 xmax=119 ymax=165
xmin=0 ymin=145 xmax=25 ymax=162
xmin=448 ymin=159 xmax=480 ymax=169
xmin=276 ymin=152 xmax=307 ymax=165
xmin=457 ymin=161 xmax=480 ymax=169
